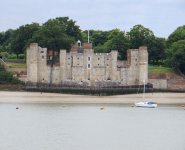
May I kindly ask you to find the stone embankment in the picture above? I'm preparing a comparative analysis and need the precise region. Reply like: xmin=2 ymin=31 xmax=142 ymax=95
xmin=148 ymin=73 xmax=185 ymax=90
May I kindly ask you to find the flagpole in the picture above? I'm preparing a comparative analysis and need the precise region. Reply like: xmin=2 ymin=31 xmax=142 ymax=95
xmin=88 ymin=29 xmax=89 ymax=43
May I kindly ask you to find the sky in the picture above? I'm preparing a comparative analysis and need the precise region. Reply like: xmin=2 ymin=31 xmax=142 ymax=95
xmin=0 ymin=0 xmax=185 ymax=38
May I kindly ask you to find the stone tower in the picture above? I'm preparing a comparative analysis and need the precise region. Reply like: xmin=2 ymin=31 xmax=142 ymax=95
xmin=139 ymin=46 xmax=148 ymax=85
xmin=27 ymin=43 xmax=39 ymax=83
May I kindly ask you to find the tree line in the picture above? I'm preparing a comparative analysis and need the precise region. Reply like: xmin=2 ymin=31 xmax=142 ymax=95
xmin=0 ymin=17 xmax=185 ymax=73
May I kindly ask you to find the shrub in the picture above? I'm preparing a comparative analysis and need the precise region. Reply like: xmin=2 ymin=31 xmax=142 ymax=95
xmin=18 ymin=54 xmax=25 ymax=59
xmin=1 ymin=52 xmax=9 ymax=58
xmin=11 ymin=55 xmax=17 ymax=59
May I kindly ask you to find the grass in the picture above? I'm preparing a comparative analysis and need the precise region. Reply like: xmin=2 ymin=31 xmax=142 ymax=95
xmin=5 ymin=62 xmax=26 ymax=68
xmin=148 ymin=67 xmax=180 ymax=75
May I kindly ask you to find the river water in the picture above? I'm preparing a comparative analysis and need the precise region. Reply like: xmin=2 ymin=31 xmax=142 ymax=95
xmin=0 ymin=103 xmax=185 ymax=150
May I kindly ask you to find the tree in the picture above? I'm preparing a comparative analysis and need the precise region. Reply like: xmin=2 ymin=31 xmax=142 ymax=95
xmin=127 ymin=24 xmax=154 ymax=49
xmin=11 ymin=23 xmax=40 ymax=55
xmin=0 ymin=32 xmax=5 ymax=45
xmin=143 ymin=35 xmax=166 ymax=65
xmin=106 ymin=31 xmax=130 ymax=60
xmin=91 ymin=31 xmax=110 ymax=46
xmin=166 ymin=25 xmax=185 ymax=48
xmin=165 ymin=40 xmax=185 ymax=73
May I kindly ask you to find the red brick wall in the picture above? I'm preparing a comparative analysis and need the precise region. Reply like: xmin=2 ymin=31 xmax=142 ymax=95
xmin=167 ymin=79 xmax=185 ymax=90
xmin=148 ymin=73 xmax=183 ymax=80
xmin=82 ymin=43 xmax=92 ymax=49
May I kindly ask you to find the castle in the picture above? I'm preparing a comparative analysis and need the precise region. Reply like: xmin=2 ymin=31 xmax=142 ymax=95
xmin=26 ymin=43 xmax=148 ymax=86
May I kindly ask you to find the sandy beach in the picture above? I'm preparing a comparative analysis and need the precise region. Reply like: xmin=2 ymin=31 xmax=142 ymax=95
xmin=0 ymin=91 xmax=185 ymax=104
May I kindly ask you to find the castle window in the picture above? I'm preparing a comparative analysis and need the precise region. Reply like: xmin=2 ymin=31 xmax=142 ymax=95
xmin=88 ymin=64 xmax=90 ymax=68
xmin=98 ymin=58 xmax=100 ymax=60
xmin=41 ymin=51 xmax=44 ymax=53
xmin=68 ymin=63 xmax=70 ymax=65
xmin=107 ymin=64 xmax=108 ymax=66
xmin=98 ymin=64 xmax=99 ymax=66
xmin=43 ymin=78 xmax=44 ymax=80
xmin=77 ymin=63 xmax=79 ymax=65
xmin=135 ymin=59 xmax=137 ymax=61
xmin=136 ymin=64 xmax=137 ymax=66
xmin=77 ymin=58 xmax=79 ymax=60
xmin=107 ymin=58 xmax=109 ymax=60
xmin=68 ymin=58 xmax=70 ymax=59
xmin=42 ymin=56 xmax=44 ymax=59
xmin=88 ymin=57 xmax=90 ymax=61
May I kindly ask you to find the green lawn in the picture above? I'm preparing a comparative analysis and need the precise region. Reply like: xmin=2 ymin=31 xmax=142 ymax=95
xmin=5 ymin=62 xmax=26 ymax=68
xmin=148 ymin=67 xmax=180 ymax=75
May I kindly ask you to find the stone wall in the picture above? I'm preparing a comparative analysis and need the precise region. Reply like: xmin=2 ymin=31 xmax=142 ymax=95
xmin=167 ymin=79 xmax=185 ymax=90
xmin=26 ymin=43 xmax=148 ymax=87
xmin=148 ymin=79 xmax=167 ymax=89
xmin=0 ymin=59 xmax=27 ymax=73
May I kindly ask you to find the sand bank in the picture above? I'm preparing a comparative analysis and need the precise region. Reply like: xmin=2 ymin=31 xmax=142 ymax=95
xmin=0 ymin=91 xmax=185 ymax=104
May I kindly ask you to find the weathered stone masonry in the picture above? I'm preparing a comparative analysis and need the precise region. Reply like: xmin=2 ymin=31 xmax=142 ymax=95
xmin=26 ymin=43 xmax=148 ymax=86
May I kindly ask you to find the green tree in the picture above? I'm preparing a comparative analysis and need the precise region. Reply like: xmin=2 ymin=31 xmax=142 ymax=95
xmin=106 ymin=31 xmax=130 ymax=60
xmin=165 ymin=40 xmax=185 ymax=73
xmin=91 ymin=31 xmax=110 ymax=46
xmin=127 ymin=24 xmax=154 ymax=49
xmin=143 ymin=35 xmax=166 ymax=65
xmin=0 ymin=32 xmax=5 ymax=45
xmin=11 ymin=23 xmax=40 ymax=55
xmin=2 ymin=43 xmax=6 ymax=52
xmin=166 ymin=25 xmax=185 ymax=48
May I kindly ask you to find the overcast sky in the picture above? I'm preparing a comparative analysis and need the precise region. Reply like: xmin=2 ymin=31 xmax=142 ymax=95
xmin=0 ymin=0 xmax=185 ymax=38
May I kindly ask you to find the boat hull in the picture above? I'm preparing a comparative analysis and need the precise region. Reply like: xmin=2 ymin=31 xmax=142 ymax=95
xmin=135 ymin=102 xmax=157 ymax=108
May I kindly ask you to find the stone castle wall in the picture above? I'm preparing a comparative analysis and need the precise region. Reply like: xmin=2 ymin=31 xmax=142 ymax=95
xmin=26 ymin=43 xmax=148 ymax=86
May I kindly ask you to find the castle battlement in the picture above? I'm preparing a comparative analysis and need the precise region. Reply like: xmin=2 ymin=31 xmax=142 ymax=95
xmin=26 ymin=43 xmax=148 ymax=86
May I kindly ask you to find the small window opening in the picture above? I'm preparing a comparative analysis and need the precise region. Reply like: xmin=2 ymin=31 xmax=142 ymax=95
xmin=43 ymin=78 xmax=44 ymax=80
xmin=98 ymin=64 xmax=99 ymax=66
xmin=77 ymin=58 xmax=79 ymax=60
xmin=98 ymin=58 xmax=100 ymax=60
xmin=88 ymin=64 xmax=90 ymax=68
xmin=41 ymin=51 xmax=44 ymax=53
xmin=107 ymin=64 xmax=108 ymax=66
xmin=68 ymin=58 xmax=70 ymax=59
xmin=88 ymin=57 xmax=90 ymax=61
xmin=42 ymin=56 xmax=44 ymax=59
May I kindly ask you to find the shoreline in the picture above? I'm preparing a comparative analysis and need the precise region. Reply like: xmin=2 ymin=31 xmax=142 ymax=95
xmin=0 ymin=91 xmax=185 ymax=104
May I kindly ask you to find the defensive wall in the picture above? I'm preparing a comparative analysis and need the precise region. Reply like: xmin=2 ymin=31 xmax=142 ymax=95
xmin=148 ymin=73 xmax=185 ymax=90
xmin=0 ymin=59 xmax=27 ymax=73
xmin=26 ymin=43 xmax=148 ymax=87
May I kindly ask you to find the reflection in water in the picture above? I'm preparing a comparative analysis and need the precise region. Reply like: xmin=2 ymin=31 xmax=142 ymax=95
xmin=0 ymin=103 xmax=184 ymax=150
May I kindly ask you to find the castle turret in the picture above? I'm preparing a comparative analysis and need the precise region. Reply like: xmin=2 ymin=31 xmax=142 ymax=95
xmin=110 ymin=50 xmax=118 ymax=80
xmin=139 ymin=46 xmax=148 ymax=85
xmin=27 ymin=43 xmax=39 ymax=83
xmin=60 ymin=49 xmax=67 ymax=81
